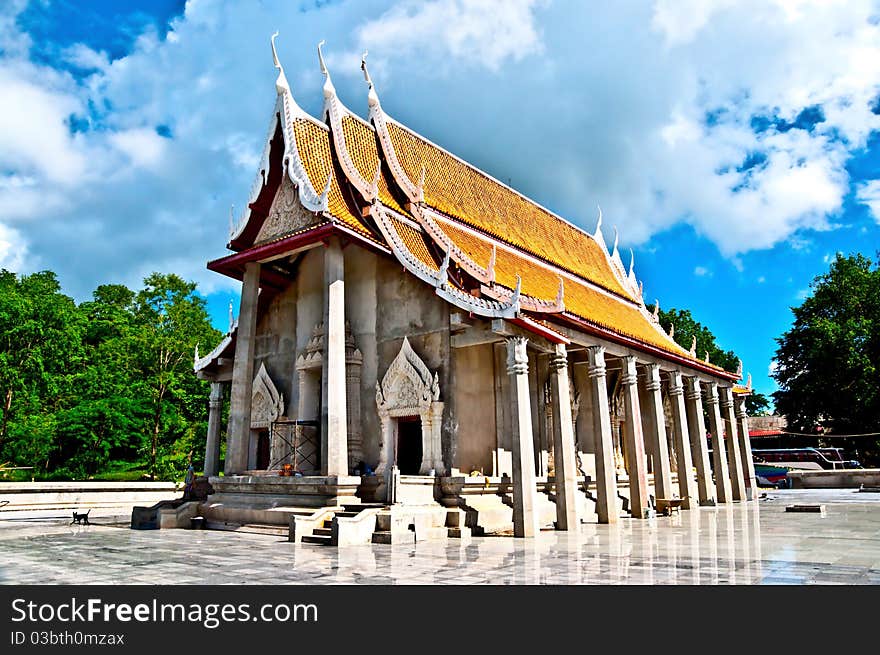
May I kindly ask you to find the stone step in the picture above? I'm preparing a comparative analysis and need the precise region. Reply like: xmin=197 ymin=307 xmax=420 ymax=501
xmin=322 ymin=519 xmax=333 ymax=529
xmin=301 ymin=534 xmax=332 ymax=545
xmin=313 ymin=527 xmax=332 ymax=537
xmin=371 ymin=530 xmax=416 ymax=545
xmin=335 ymin=511 xmax=361 ymax=518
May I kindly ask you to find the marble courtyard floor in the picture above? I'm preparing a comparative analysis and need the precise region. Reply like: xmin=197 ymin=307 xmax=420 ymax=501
xmin=1 ymin=489 xmax=878 ymax=585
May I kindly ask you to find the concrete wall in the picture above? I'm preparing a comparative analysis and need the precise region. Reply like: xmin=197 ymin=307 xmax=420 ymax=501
xmin=450 ymin=343 xmax=497 ymax=475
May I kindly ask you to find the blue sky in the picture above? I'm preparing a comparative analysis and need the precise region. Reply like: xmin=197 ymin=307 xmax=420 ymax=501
xmin=1 ymin=0 xmax=879 ymax=402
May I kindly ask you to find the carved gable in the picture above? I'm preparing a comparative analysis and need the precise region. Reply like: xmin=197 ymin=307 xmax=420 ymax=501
xmin=376 ymin=337 xmax=440 ymax=417
xmin=251 ymin=362 xmax=284 ymax=428
xmin=254 ymin=176 xmax=320 ymax=245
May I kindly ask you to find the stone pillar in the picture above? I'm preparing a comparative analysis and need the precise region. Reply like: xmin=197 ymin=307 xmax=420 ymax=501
xmin=203 ymin=381 xmax=224 ymax=477
xmin=321 ymin=237 xmax=348 ymax=476
xmin=506 ymin=336 xmax=540 ymax=538
xmin=225 ymin=261 xmax=260 ymax=475
xmin=641 ymin=363 xmax=674 ymax=501
xmin=667 ymin=372 xmax=697 ymax=509
xmin=684 ymin=377 xmax=716 ymax=506
xmin=620 ymin=356 xmax=650 ymax=518
xmin=704 ymin=382 xmax=732 ymax=503
xmin=549 ymin=344 xmax=579 ymax=531
xmin=719 ymin=386 xmax=746 ymax=501
xmin=735 ymin=395 xmax=758 ymax=500
xmin=587 ymin=346 xmax=619 ymax=524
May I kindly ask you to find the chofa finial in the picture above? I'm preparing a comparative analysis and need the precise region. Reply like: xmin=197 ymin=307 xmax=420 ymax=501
xmin=361 ymin=50 xmax=381 ymax=109
xmin=652 ymin=300 xmax=659 ymax=322
xmin=270 ymin=31 xmax=289 ymax=93
xmin=704 ymin=351 xmax=710 ymax=363
xmin=668 ymin=322 xmax=675 ymax=339
xmin=595 ymin=204 xmax=603 ymax=234
xmin=690 ymin=335 xmax=697 ymax=356
xmin=228 ymin=301 xmax=234 ymax=332
xmin=194 ymin=343 xmax=199 ymax=364
xmin=318 ymin=40 xmax=336 ymax=99
xmin=736 ymin=358 xmax=743 ymax=379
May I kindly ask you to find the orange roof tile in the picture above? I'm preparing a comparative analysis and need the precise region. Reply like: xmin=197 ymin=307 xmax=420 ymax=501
xmin=437 ymin=218 xmax=703 ymax=361
xmin=390 ymin=217 xmax=439 ymax=272
xmin=339 ymin=115 xmax=410 ymax=216
xmin=292 ymin=118 xmax=375 ymax=238
xmin=384 ymin=121 xmax=632 ymax=300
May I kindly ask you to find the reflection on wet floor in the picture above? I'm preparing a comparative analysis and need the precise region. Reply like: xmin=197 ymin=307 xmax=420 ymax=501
xmin=1 ymin=489 xmax=878 ymax=585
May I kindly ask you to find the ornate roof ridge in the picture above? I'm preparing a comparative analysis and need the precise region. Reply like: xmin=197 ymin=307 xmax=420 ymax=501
xmin=372 ymin=203 xmax=520 ymax=319
xmin=319 ymin=41 xmax=380 ymax=203
xmin=432 ymin=213 xmax=639 ymax=309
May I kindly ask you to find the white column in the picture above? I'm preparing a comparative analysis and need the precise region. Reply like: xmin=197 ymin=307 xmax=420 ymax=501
xmin=321 ymin=237 xmax=348 ymax=476
xmin=642 ymin=363 xmax=674 ymax=501
xmin=705 ymin=382 xmax=732 ymax=503
xmin=685 ymin=377 xmax=716 ymax=506
xmin=720 ymin=386 xmax=746 ymax=501
xmin=225 ymin=261 xmax=260 ymax=475
xmin=735 ymin=395 xmax=758 ymax=500
xmin=620 ymin=356 xmax=650 ymax=518
xmin=507 ymin=336 xmax=540 ymax=538
xmin=549 ymin=343 xmax=579 ymax=531
xmin=587 ymin=346 xmax=619 ymax=524
xmin=667 ymin=372 xmax=697 ymax=509
xmin=203 ymin=381 xmax=223 ymax=477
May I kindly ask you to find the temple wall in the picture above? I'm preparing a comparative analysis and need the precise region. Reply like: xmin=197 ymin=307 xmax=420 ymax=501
xmin=253 ymin=278 xmax=297 ymax=414
xmin=450 ymin=343 xmax=496 ymax=475
xmin=292 ymin=247 xmax=325 ymax=421
xmin=373 ymin=251 xmax=452 ymax=470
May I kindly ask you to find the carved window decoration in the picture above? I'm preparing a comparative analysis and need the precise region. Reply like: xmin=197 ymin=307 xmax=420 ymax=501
xmin=251 ymin=362 xmax=284 ymax=429
xmin=375 ymin=337 xmax=445 ymax=475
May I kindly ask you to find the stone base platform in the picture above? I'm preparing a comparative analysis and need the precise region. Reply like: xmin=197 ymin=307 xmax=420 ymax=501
xmin=201 ymin=474 xmax=362 ymax=527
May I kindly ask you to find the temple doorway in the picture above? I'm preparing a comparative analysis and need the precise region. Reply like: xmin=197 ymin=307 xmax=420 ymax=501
xmin=396 ymin=417 xmax=423 ymax=475
xmin=256 ymin=429 xmax=271 ymax=470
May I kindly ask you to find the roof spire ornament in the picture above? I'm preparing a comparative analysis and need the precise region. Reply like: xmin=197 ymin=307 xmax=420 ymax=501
xmin=704 ymin=351 xmax=710 ymax=363
xmin=669 ymin=322 xmax=675 ymax=339
xmin=690 ymin=335 xmax=697 ymax=356
xmin=652 ymin=299 xmax=660 ymax=323
xmin=361 ymin=50 xmax=381 ymax=109
xmin=510 ymin=275 xmax=522 ymax=310
xmin=228 ymin=301 xmax=234 ymax=332
xmin=270 ymin=31 xmax=290 ymax=94
xmin=555 ymin=277 xmax=565 ymax=309
xmin=194 ymin=343 xmax=200 ymax=364
xmin=437 ymin=250 xmax=450 ymax=289
xmin=747 ymin=372 xmax=752 ymax=389
xmin=611 ymin=226 xmax=619 ymax=259
xmin=417 ymin=165 xmax=426 ymax=202
xmin=593 ymin=205 xmax=606 ymax=250
xmin=736 ymin=358 xmax=743 ymax=379
xmin=487 ymin=244 xmax=497 ymax=284
xmin=317 ymin=40 xmax=336 ymax=99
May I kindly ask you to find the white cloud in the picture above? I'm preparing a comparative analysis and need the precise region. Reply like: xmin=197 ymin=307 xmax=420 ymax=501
xmin=0 ymin=223 xmax=26 ymax=270
xmin=351 ymin=0 xmax=545 ymax=74
xmin=856 ymin=179 xmax=880 ymax=223
xmin=0 ymin=0 xmax=878 ymax=298
xmin=694 ymin=265 xmax=712 ymax=277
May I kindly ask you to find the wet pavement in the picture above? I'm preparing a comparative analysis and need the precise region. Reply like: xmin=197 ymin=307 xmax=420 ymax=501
xmin=1 ymin=489 xmax=878 ymax=584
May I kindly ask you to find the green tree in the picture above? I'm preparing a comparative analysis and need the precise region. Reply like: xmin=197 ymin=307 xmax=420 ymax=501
xmin=772 ymin=253 xmax=879 ymax=436
xmin=133 ymin=273 xmax=221 ymax=479
xmin=657 ymin=306 xmax=739 ymax=372
xmin=745 ymin=392 xmax=772 ymax=416
xmin=0 ymin=270 xmax=84 ymax=471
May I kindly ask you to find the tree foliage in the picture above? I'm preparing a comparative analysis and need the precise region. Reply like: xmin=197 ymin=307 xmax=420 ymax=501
xmin=772 ymin=253 xmax=879 ymax=435
xmin=657 ymin=306 xmax=739 ymax=373
xmin=0 ymin=270 xmax=221 ymax=481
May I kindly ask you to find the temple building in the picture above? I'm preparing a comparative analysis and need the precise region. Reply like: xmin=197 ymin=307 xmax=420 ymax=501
xmin=193 ymin=36 xmax=757 ymax=544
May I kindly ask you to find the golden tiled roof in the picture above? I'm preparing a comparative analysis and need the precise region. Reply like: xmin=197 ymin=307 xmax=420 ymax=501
xmin=390 ymin=217 xmax=439 ymax=272
xmin=385 ymin=121 xmax=633 ymax=300
xmin=439 ymin=218 xmax=694 ymax=359
xmin=340 ymin=115 xmax=410 ymax=216
xmin=292 ymin=119 xmax=374 ymax=238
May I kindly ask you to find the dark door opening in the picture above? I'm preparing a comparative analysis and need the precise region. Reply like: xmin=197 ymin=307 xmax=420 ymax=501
xmin=256 ymin=430 xmax=271 ymax=470
xmin=396 ymin=417 xmax=423 ymax=475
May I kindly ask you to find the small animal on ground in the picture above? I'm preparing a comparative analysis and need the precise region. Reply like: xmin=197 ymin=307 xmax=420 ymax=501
xmin=71 ymin=510 xmax=90 ymax=525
